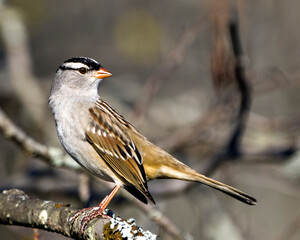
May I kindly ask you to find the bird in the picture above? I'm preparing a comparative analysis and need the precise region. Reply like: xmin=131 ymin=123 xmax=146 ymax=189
xmin=49 ymin=57 xmax=256 ymax=230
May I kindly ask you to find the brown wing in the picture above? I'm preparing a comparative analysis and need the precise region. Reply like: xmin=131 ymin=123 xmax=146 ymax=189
xmin=85 ymin=100 xmax=155 ymax=204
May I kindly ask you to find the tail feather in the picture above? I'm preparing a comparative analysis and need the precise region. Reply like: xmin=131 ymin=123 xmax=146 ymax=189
xmin=139 ymin=140 xmax=257 ymax=205
xmin=152 ymin=159 xmax=257 ymax=205
xmin=194 ymin=173 xmax=257 ymax=205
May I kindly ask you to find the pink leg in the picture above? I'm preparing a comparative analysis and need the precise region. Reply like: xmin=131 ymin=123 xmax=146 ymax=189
xmin=70 ymin=185 xmax=121 ymax=233
xmin=97 ymin=185 xmax=121 ymax=212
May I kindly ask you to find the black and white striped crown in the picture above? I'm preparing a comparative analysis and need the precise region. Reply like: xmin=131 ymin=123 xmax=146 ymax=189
xmin=58 ymin=57 xmax=102 ymax=71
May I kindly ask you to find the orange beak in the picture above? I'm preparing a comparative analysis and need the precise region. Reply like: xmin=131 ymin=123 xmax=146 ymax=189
xmin=93 ymin=67 xmax=112 ymax=79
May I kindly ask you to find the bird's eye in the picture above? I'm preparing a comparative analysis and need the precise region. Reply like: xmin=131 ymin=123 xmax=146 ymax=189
xmin=79 ymin=67 xmax=87 ymax=74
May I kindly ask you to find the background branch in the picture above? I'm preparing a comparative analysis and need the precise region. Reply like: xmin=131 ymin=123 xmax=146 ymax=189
xmin=131 ymin=18 xmax=205 ymax=125
xmin=203 ymin=0 xmax=251 ymax=175
xmin=0 ymin=107 xmax=80 ymax=170
xmin=0 ymin=3 xmax=47 ymax=130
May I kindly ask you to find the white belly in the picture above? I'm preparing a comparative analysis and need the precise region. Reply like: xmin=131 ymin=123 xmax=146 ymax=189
xmin=51 ymin=99 xmax=117 ymax=183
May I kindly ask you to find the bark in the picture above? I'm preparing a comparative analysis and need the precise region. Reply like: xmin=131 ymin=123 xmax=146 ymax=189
xmin=0 ymin=189 xmax=156 ymax=240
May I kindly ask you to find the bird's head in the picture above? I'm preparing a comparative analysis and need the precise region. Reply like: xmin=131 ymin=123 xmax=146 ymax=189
xmin=51 ymin=57 xmax=112 ymax=95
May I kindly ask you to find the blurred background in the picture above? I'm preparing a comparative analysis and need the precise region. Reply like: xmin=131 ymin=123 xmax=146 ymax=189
xmin=0 ymin=0 xmax=300 ymax=239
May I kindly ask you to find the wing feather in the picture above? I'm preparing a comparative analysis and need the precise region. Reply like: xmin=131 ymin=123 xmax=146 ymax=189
xmin=85 ymin=100 xmax=155 ymax=204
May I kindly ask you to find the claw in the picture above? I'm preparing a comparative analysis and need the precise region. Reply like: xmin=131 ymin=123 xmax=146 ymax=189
xmin=70 ymin=185 xmax=121 ymax=233
xmin=79 ymin=208 xmax=112 ymax=232
xmin=70 ymin=207 xmax=112 ymax=233
xmin=69 ymin=206 xmax=99 ymax=223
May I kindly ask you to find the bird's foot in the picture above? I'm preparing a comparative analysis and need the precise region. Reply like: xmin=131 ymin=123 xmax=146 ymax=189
xmin=69 ymin=206 xmax=95 ymax=223
xmin=70 ymin=206 xmax=115 ymax=233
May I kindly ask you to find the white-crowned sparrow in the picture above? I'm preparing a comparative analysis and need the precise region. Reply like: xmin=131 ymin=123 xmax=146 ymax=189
xmin=49 ymin=57 xmax=256 ymax=230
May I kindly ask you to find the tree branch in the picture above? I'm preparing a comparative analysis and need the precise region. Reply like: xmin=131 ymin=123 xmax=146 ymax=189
xmin=0 ymin=189 xmax=156 ymax=240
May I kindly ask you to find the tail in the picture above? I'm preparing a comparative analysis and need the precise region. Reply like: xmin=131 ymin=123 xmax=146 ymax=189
xmin=150 ymin=158 xmax=257 ymax=205
xmin=136 ymin=137 xmax=257 ymax=205
xmin=191 ymin=172 xmax=256 ymax=205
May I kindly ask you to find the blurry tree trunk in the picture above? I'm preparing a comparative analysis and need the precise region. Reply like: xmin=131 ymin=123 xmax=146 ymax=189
xmin=0 ymin=3 xmax=47 ymax=130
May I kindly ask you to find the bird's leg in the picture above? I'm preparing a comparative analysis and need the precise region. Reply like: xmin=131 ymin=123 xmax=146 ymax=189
xmin=70 ymin=185 xmax=121 ymax=233
xmin=97 ymin=185 xmax=121 ymax=215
